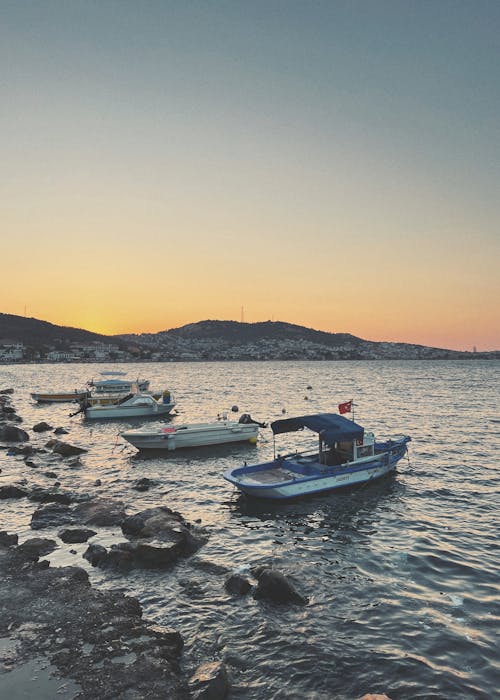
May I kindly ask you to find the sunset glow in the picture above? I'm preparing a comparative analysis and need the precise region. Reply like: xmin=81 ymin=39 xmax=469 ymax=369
xmin=1 ymin=2 xmax=499 ymax=350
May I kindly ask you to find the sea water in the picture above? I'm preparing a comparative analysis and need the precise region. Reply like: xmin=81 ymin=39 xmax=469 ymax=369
xmin=0 ymin=360 xmax=498 ymax=699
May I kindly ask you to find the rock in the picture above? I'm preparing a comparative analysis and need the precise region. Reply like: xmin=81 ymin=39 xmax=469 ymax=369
xmin=94 ymin=479 xmax=102 ymax=486
xmin=0 ymin=484 xmax=29 ymax=499
xmin=33 ymin=421 xmax=53 ymax=432
xmin=17 ymin=537 xmax=57 ymax=560
xmin=25 ymin=458 xmax=39 ymax=468
xmin=224 ymin=573 xmax=252 ymax=595
xmin=53 ymin=426 xmax=69 ymax=435
xmin=0 ymin=425 xmax=29 ymax=442
xmin=43 ymin=471 xmax=59 ymax=479
xmin=85 ymin=507 xmax=206 ymax=571
xmin=0 ymin=388 xmax=14 ymax=394
xmin=45 ymin=440 xmax=87 ymax=456
xmin=0 ymin=545 xmax=187 ymax=698
xmin=0 ymin=531 xmax=18 ymax=547
xmin=7 ymin=444 xmax=33 ymax=456
xmin=189 ymin=661 xmax=229 ymax=700
xmin=83 ymin=543 xmax=109 ymax=567
xmin=253 ymin=567 xmax=308 ymax=605
xmin=31 ymin=502 xmax=74 ymax=530
xmin=59 ymin=527 xmax=97 ymax=544
xmin=132 ymin=477 xmax=156 ymax=491
xmin=73 ymin=498 xmax=127 ymax=526
xmin=29 ymin=488 xmax=75 ymax=505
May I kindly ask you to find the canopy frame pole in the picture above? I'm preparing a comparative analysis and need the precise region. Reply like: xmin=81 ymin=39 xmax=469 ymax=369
xmin=351 ymin=399 xmax=355 ymax=422
xmin=273 ymin=434 xmax=276 ymax=460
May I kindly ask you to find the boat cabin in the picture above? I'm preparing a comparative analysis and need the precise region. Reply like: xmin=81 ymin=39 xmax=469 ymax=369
xmin=271 ymin=413 xmax=372 ymax=466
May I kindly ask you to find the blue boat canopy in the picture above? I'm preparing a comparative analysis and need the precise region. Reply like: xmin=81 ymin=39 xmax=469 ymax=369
xmin=271 ymin=413 xmax=364 ymax=446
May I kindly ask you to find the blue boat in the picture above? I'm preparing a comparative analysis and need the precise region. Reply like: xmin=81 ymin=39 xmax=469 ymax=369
xmin=223 ymin=413 xmax=411 ymax=499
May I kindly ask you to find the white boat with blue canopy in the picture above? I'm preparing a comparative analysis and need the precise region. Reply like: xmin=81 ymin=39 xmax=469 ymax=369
xmin=223 ymin=413 xmax=411 ymax=500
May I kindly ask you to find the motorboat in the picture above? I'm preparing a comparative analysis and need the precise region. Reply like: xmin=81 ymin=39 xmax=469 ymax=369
xmin=223 ymin=413 xmax=411 ymax=500
xmin=88 ymin=378 xmax=150 ymax=394
xmin=83 ymin=391 xmax=175 ymax=419
xmin=31 ymin=389 xmax=90 ymax=403
xmin=121 ymin=418 xmax=260 ymax=451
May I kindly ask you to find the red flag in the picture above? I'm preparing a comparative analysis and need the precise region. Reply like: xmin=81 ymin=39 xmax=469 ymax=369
xmin=338 ymin=400 xmax=352 ymax=415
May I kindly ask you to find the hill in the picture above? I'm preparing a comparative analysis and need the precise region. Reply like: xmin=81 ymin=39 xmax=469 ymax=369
xmin=0 ymin=313 xmax=125 ymax=349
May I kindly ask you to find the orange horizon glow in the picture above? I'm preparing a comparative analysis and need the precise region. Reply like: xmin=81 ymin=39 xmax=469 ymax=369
xmin=2 ymin=4 xmax=499 ymax=353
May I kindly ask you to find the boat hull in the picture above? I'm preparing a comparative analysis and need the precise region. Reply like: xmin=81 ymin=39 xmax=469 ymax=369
xmin=85 ymin=402 xmax=175 ymax=420
xmin=31 ymin=391 xmax=89 ymax=403
xmin=122 ymin=422 xmax=259 ymax=450
xmin=224 ymin=438 xmax=410 ymax=500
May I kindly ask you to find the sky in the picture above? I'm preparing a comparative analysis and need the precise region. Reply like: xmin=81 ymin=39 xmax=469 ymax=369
xmin=1 ymin=1 xmax=499 ymax=350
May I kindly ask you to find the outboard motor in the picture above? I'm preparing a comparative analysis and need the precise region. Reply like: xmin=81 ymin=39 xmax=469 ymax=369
xmin=238 ymin=413 xmax=267 ymax=428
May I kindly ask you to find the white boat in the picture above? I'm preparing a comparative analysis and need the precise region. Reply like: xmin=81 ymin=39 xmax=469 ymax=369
xmin=31 ymin=389 xmax=90 ymax=403
xmin=84 ymin=392 xmax=175 ymax=419
xmin=121 ymin=419 xmax=260 ymax=451
xmin=89 ymin=378 xmax=150 ymax=394
xmin=223 ymin=413 xmax=411 ymax=500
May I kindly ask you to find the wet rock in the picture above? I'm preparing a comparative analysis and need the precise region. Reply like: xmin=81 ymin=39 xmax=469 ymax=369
xmin=31 ymin=502 xmax=74 ymax=530
xmin=132 ymin=477 xmax=157 ymax=491
xmin=33 ymin=421 xmax=53 ymax=432
xmin=6 ymin=444 xmax=33 ymax=455
xmin=0 ymin=484 xmax=29 ymax=499
xmin=53 ymin=426 xmax=69 ymax=435
xmin=0 ymin=388 xmax=14 ymax=394
xmin=29 ymin=488 xmax=75 ymax=505
xmin=9 ymin=414 xmax=23 ymax=422
xmin=59 ymin=527 xmax=97 ymax=544
xmin=94 ymin=478 xmax=102 ymax=486
xmin=85 ymin=507 xmax=206 ymax=571
xmin=0 ymin=531 xmax=18 ymax=547
xmin=17 ymin=537 xmax=57 ymax=560
xmin=2 ymin=405 xmax=16 ymax=414
xmin=73 ymin=498 xmax=127 ymax=526
xmin=83 ymin=542 xmax=109 ymax=567
xmin=224 ymin=573 xmax=252 ymax=595
xmin=43 ymin=471 xmax=59 ymax=479
xmin=24 ymin=458 xmax=39 ymax=468
xmin=0 ymin=425 xmax=29 ymax=442
xmin=0 ymin=545 xmax=188 ymax=698
xmin=189 ymin=660 xmax=229 ymax=700
xmin=45 ymin=439 xmax=87 ymax=456
xmin=252 ymin=567 xmax=308 ymax=605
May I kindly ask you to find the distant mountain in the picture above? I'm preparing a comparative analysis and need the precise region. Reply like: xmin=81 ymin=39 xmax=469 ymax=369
xmin=1 ymin=314 xmax=497 ymax=362
xmin=0 ymin=313 xmax=124 ymax=349
xmin=119 ymin=319 xmax=498 ymax=360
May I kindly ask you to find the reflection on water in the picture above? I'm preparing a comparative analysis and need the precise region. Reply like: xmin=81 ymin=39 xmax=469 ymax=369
xmin=0 ymin=360 xmax=499 ymax=699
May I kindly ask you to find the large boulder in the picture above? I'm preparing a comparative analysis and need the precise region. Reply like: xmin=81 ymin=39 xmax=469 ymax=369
xmin=84 ymin=507 xmax=206 ymax=571
xmin=31 ymin=503 xmax=75 ymax=530
xmin=45 ymin=439 xmax=87 ymax=456
xmin=188 ymin=661 xmax=229 ymax=700
xmin=0 ymin=425 xmax=29 ymax=442
xmin=252 ymin=567 xmax=308 ymax=605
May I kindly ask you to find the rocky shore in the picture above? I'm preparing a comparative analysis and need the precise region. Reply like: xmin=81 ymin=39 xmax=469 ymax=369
xmin=0 ymin=389 xmax=316 ymax=699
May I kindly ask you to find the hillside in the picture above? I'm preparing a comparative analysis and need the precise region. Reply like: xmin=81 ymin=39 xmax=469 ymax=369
xmin=0 ymin=313 xmax=124 ymax=349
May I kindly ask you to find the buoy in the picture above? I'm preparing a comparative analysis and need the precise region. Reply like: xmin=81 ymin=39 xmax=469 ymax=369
xmin=231 ymin=405 xmax=239 ymax=413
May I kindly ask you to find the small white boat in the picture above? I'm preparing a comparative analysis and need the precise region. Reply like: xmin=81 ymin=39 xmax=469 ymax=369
xmin=31 ymin=390 xmax=90 ymax=403
xmin=84 ymin=392 xmax=175 ymax=419
xmin=122 ymin=419 xmax=260 ymax=450
xmin=89 ymin=378 xmax=150 ymax=394
xmin=224 ymin=413 xmax=411 ymax=500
